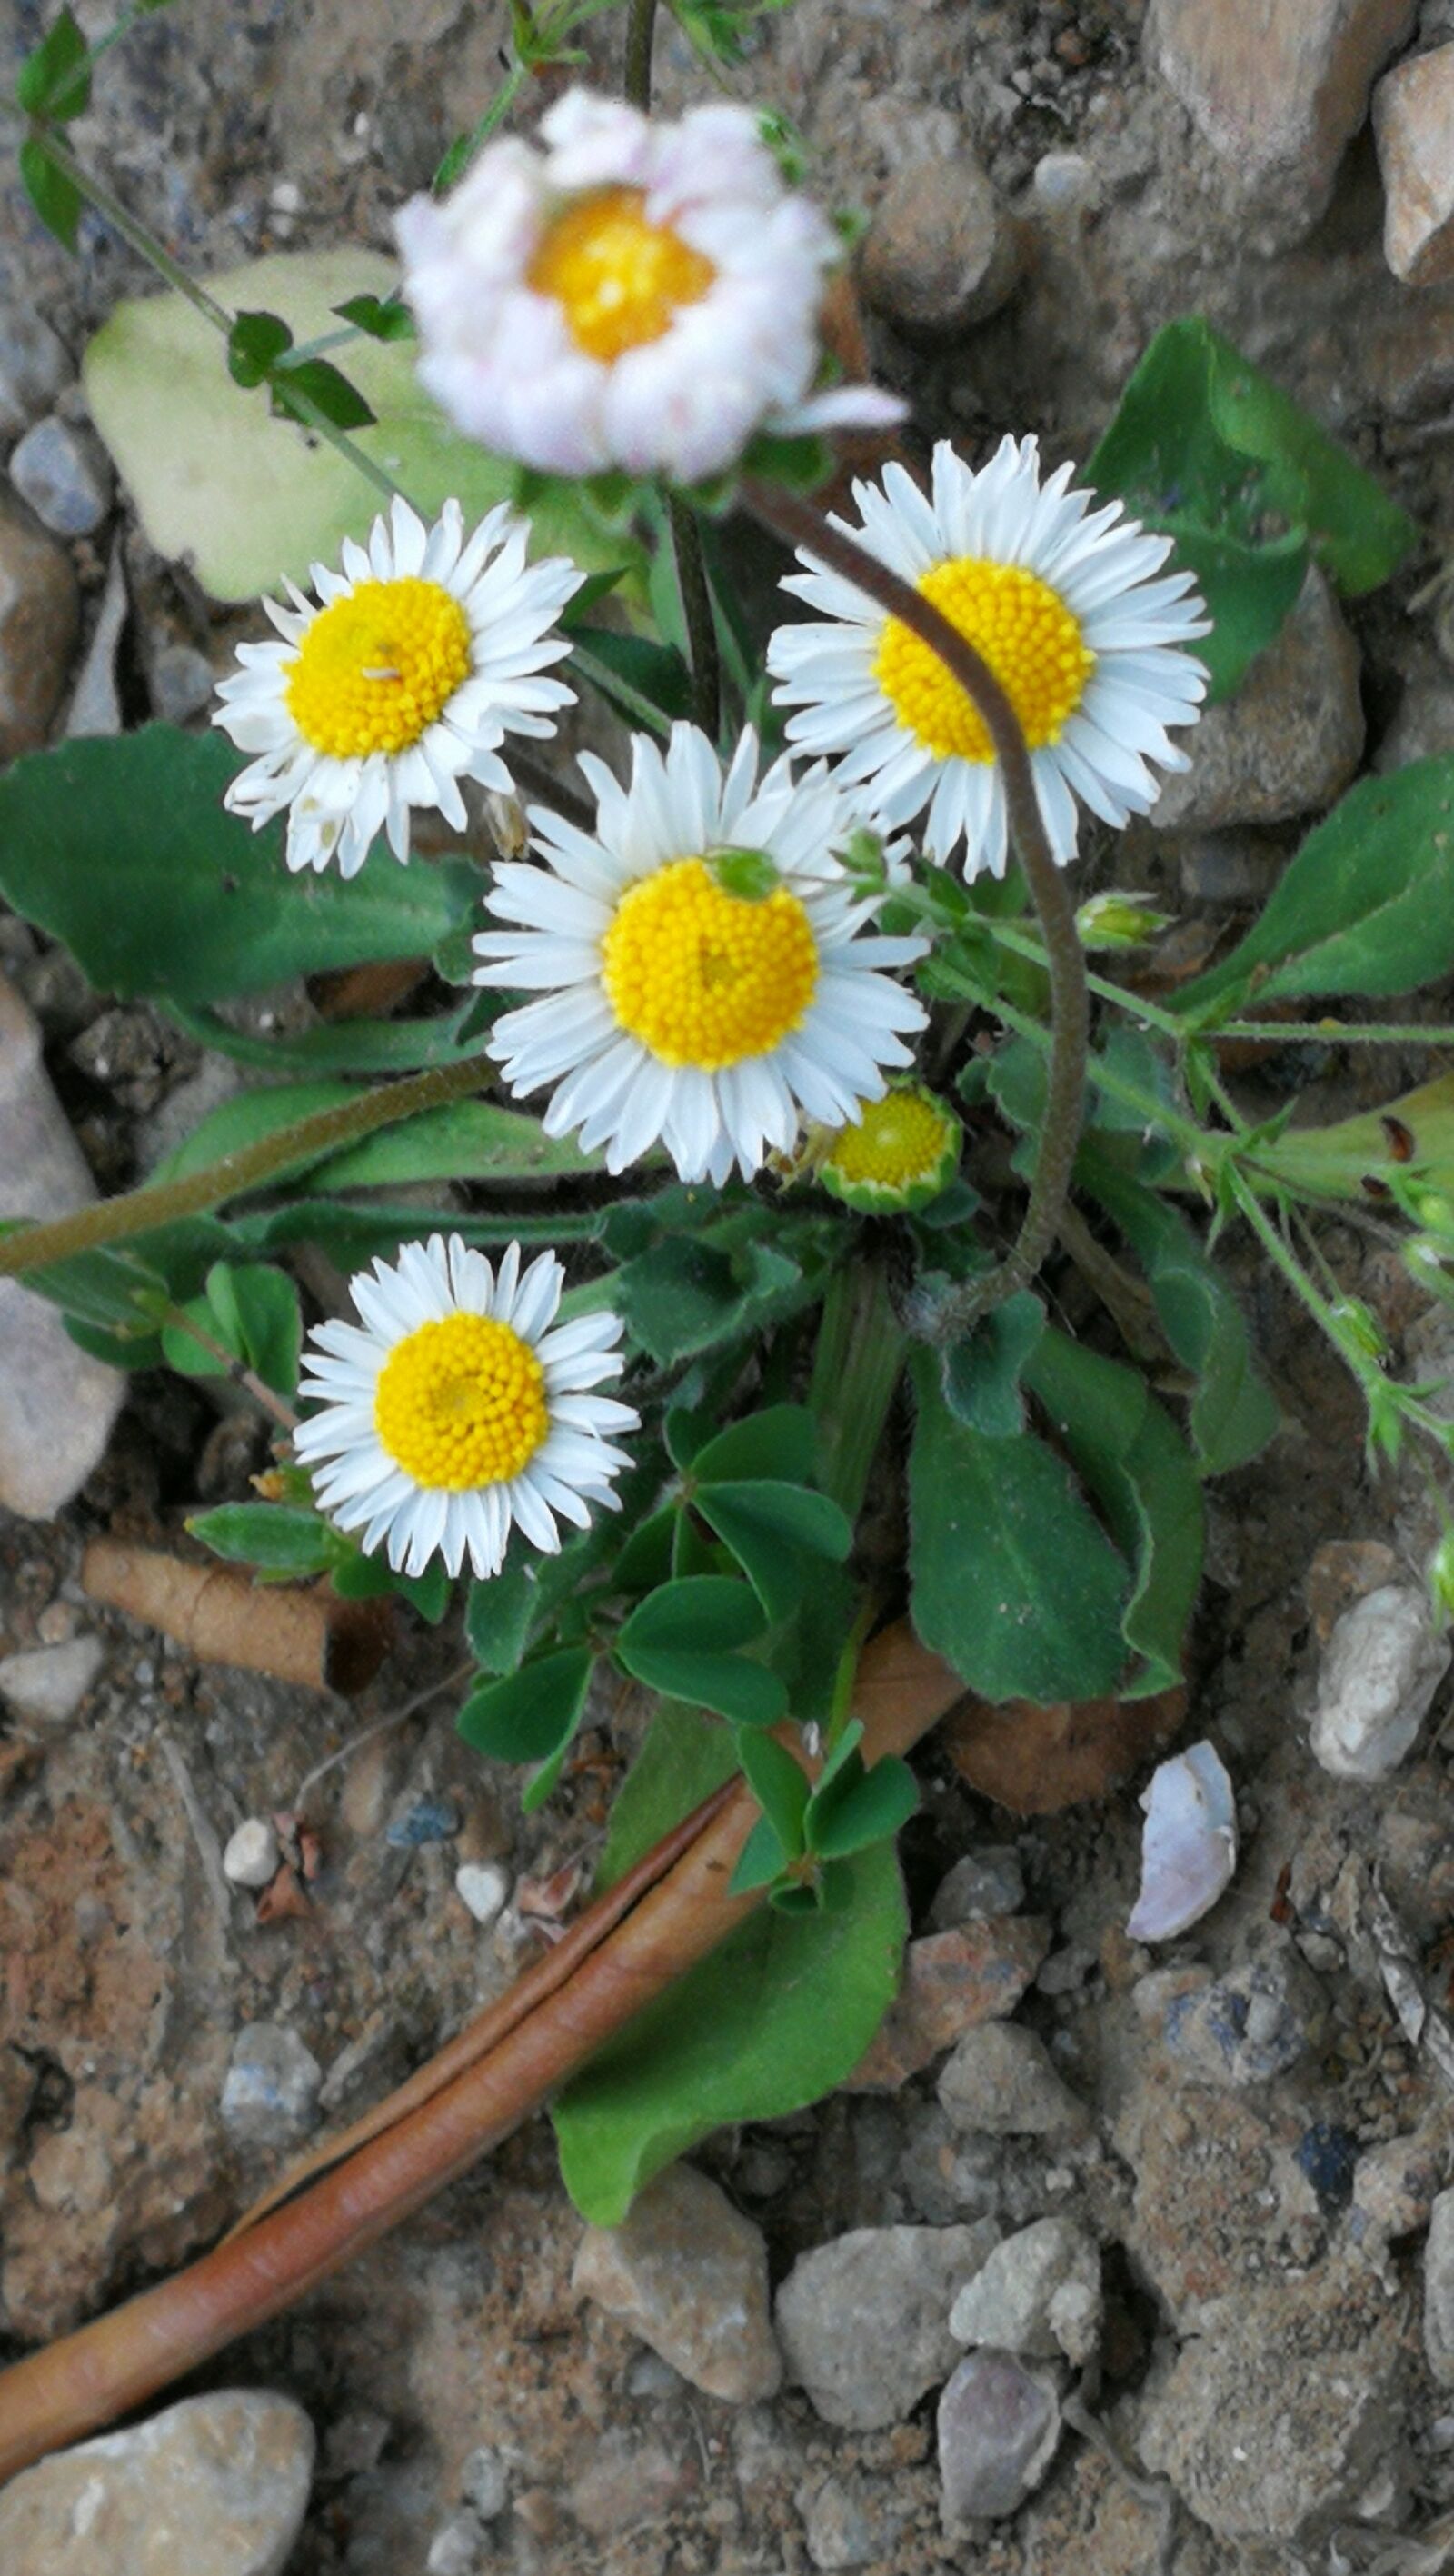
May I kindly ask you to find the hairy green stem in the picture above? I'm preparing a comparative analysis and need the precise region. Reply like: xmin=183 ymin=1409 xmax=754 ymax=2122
xmin=0 ymin=1054 xmax=493 ymax=1281
xmin=668 ymin=494 xmax=722 ymax=739
xmin=743 ymin=478 xmax=1089 ymax=1343
xmin=808 ymin=1257 xmax=906 ymax=1523
xmin=623 ymin=0 xmax=659 ymax=109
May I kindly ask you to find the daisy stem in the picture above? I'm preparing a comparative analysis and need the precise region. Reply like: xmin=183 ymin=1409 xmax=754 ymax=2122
xmin=667 ymin=494 xmax=722 ymax=738
xmin=742 ymin=478 xmax=1089 ymax=1341
xmin=0 ymin=1053 xmax=494 ymax=1283
xmin=623 ymin=0 xmax=659 ymax=110
xmin=154 ymin=1303 xmax=301 ymax=1433
xmin=809 ymin=1256 xmax=906 ymax=1523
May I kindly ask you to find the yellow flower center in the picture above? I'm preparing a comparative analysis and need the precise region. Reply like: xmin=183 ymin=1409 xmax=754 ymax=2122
xmin=373 ymin=1312 xmax=548 ymax=1492
xmin=600 ymin=858 xmax=819 ymax=1072
xmin=829 ymin=1088 xmax=952 ymax=1189
xmin=527 ymin=185 xmax=716 ymax=364
xmin=874 ymin=558 xmax=1094 ymax=763
xmin=286 ymin=576 xmax=473 ymax=759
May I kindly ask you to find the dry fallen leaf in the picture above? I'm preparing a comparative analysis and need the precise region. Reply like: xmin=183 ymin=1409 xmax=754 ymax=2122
xmin=944 ymin=1683 xmax=1187 ymax=1816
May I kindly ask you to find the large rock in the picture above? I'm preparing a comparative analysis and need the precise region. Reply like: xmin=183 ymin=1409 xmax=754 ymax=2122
xmin=0 ymin=489 xmax=77 ymax=756
xmin=1375 ymin=44 xmax=1454 ymax=285
xmin=0 ymin=977 xmax=124 ymax=1521
xmin=1153 ymin=569 xmax=1362 ymax=833
xmin=573 ymin=2162 xmax=782 ymax=2403
xmin=948 ymin=2216 xmax=1102 ymax=2365
xmin=1310 ymin=1584 xmax=1451 ymax=1781
xmin=776 ymin=2221 xmax=998 ymax=2429
xmin=1148 ymin=0 xmax=1419 ymax=239
xmin=0 ymin=2390 xmax=315 ymax=2575
xmin=1137 ymin=2260 xmax=1406 ymax=2541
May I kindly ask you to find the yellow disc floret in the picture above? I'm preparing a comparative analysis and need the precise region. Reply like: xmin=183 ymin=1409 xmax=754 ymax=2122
xmin=874 ymin=558 xmax=1094 ymax=762
xmin=601 ymin=857 xmax=819 ymax=1071
xmin=828 ymin=1087 xmax=953 ymax=1190
xmin=528 ymin=185 xmax=716 ymax=364
xmin=286 ymin=577 xmax=473 ymax=759
xmin=373 ymin=1312 xmax=549 ymax=1492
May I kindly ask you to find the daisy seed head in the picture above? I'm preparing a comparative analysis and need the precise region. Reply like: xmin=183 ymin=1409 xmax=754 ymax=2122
xmin=819 ymin=1083 xmax=961 ymax=1213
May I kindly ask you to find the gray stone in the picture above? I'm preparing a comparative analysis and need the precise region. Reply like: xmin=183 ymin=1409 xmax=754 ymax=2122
xmin=65 ymin=544 xmax=127 ymax=738
xmin=1148 ymin=0 xmax=1418 ymax=240
xmin=0 ymin=977 xmax=125 ymax=1522
xmin=1352 ymin=2122 xmax=1451 ymax=2243
xmin=948 ymin=2217 xmax=1101 ymax=2365
xmin=929 ymin=1848 xmax=1025 ymax=1929
xmin=223 ymin=1818 xmax=282 ymax=1890
xmin=775 ymin=2221 xmax=998 ymax=2429
xmin=937 ymin=2350 xmax=1061 ymax=2528
xmin=801 ymin=2469 xmax=908 ymax=2571
xmin=1151 ymin=570 xmax=1362 ymax=833
xmin=1375 ymin=43 xmax=1454 ymax=285
xmin=1426 ymin=2188 xmax=1454 ymax=2387
xmin=220 ymin=2022 xmax=324 ymax=2144
xmin=937 ymin=2023 xmax=1088 ymax=2139
xmin=0 ymin=1635 xmax=103 ymax=1730
xmin=1376 ymin=677 xmax=1454 ymax=772
xmin=1156 ymin=1952 xmax=1320 ymax=2086
xmin=1310 ymin=1584 xmax=1451 ymax=1780
xmin=860 ymin=155 xmax=1020 ymax=339
xmin=0 ymin=489 xmax=78 ymax=758
xmin=425 ymin=2514 xmax=486 ymax=2575
xmin=147 ymin=640 xmax=218 ymax=724
xmin=460 ymin=2447 xmax=509 ymax=2520
xmin=0 ymin=2389 xmax=314 ymax=2575
xmin=0 ymin=307 xmax=71 ymax=443
xmin=1138 ymin=2259 xmax=1405 ymax=2541
xmin=1174 ymin=830 xmax=1283 ymax=906
xmin=9 ymin=414 xmax=113 ymax=537
xmin=1031 ymin=152 xmax=1100 ymax=215
xmin=573 ymin=2162 xmax=782 ymax=2402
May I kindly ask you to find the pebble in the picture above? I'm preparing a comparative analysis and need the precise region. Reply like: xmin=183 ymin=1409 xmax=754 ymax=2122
xmin=948 ymin=2216 xmax=1102 ymax=2365
xmin=224 ymin=1818 xmax=283 ymax=1890
xmin=937 ymin=2023 xmax=1089 ymax=2138
xmin=0 ymin=2389 xmax=314 ymax=2575
xmin=801 ymin=2469 xmax=907 ymax=2571
xmin=845 ymin=1918 xmax=1049 ymax=2088
xmin=859 ymin=153 xmax=1020 ymax=339
xmin=1375 ymin=43 xmax=1454 ymax=285
xmin=1153 ymin=1952 xmax=1318 ymax=2086
xmin=1147 ymin=0 xmax=1418 ymax=239
xmin=774 ymin=2219 xmax=999 ymax=2429
xmin=454 ymin=1860 xmax=510 ymax=1927
xmin=1031 ymin=150 xmax=1100 ymax=214
xmin=1428 ymin=2190 xmax=1454 ymax=2388
xmin=0 ymin=1635 xmax=103 ymax=1731
xmin=425 ymin=2513 xmax=486 ymax=2574
xmin=460 ymin=2447 xmax=510 ymax=2520
xmin=1150 ymin=569 xmax=1363 ymax=833
xmin=0 ymin=305 xmax=71 ymax=443
xmin=0 ymin=489 xmax=78 ymax=759
xmin=65 ymin=543 xmax=127 ymax=738
xmin=9 ymin=414 xmax=113 ymax=537
xmin=1126 ymin=1741 xmax=1238 ymax=1942
xmin=1352 ymin=2122 xmax=1451 ymax=2242
xmin=937 ymin=2350 xmax=1061 ymax=2528
xmin=0 ymin=977 xmax=125 ymax=1521
xmin=929 ymin=1848 xmax=1025 ymax=1928
xmin=146 ymin=639 xmax=218 ymax=724
xmin=573 ymin=2162 xmax=782 ymax=2403
xmin=220 ymin=2022 xmax=324 ymax=2145
xmin=385 ymin=1795 xmax=461 ymax=1848
xmin=1310 ymin=1584 xmax=1450 ymax=1780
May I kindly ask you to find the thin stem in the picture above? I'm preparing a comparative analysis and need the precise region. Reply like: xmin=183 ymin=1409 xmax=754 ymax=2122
xmin=667 ymin=494 xmax=722 ymax=739
xmin=157 ymin=1303 xmax=300 ymax=1433
xmin=808 ymin=1257 xmax=906 ymax=1523
xmin=1218 ymin=1018 xmax=1454 ymax=1047
xmin=743 ymin=479 xmax=1088 ymax=1342
xmin=985 ymin=919 xmax=1249 ymax=1135
xmin=0 ymin=1053 xmax=493 ymax=1281
xmin=623 ymin=0 xmax=659 ymax=109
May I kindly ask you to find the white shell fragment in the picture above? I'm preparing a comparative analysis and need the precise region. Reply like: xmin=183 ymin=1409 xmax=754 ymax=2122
xmin=1126 ymin=1741 xmax=1237 ymax=1943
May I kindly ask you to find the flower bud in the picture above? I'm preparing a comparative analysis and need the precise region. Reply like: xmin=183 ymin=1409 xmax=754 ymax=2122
xmin=1075 ymin=891 xmax=1170 ymax=951
xmin=1330 ymin=1297 xmax=1388 ymax=1362
xmin=819 ymin=1082 xmax=961 ymax=1213
xmin=709 ymin=844 xmax=781 ymax=904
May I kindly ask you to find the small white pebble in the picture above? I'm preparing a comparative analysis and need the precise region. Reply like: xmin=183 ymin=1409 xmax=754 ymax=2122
xmin=269 ymin=179 xmax=303 ymax=214
xmin=455 ymin=1861 xmax=511 ymax=1929
xmin=224 ymin=1817 xmax=282 ymax=1890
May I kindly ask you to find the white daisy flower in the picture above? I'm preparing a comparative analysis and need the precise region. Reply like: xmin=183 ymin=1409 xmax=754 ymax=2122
xmin=213 ymin=495 xmax=581 ymax=878
xmin=294 ymin=1234 xmax=637 ymax=1582
xmin=767 ymin=434 xmax=1211 ymax=877
xmin=395 ymin=88 xmax=903 ymax=487
xmin=472 ymin=723 xmax=929 ymax=1185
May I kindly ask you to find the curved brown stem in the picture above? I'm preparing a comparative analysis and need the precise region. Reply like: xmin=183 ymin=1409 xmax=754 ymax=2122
xmin=742 ymin=478 xmax=1089 ymax=1343
xmin=0 ymin=1621 xmax=962 ymax=2482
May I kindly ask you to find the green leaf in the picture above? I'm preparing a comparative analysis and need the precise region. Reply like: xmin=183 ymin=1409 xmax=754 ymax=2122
xmin=728 ymin=1812 xmax=791 ymax=1896
xmin=567 ymin=624 xmax=693 ymax=724
xmin=326 ymin=1548 xmax=451 ymax=1622
xmin=15 ymin=8 xmax=90 ymax=117
xmin=164 ymin=998 xmax=487 ymax=1076
xmin=805 ymin=1751 xmax=919 ymax=1859
xmin=0 ymin=730 xmax=480 ymax=1006
xmin=457 ymin=1647 xmax=595 ymax=1766
xmin=615 ymin=1575 xmax=785 ymax=1726
xmin=271 ymin=355 xmax=375 ymax=432
xmin=334 ymin=292 xmax=414 ymax=341
xmin=227 ymin=308 xmax=293 ymax=388
xmin=306 ymin=1099 xmax=600 ymax=1190
xmin=1090 ymin=317 xmax=1416 ymax=698
xmin=595 ymin=1699 xmax=739 ymax=1892
xmin=691 ymin=1403 xmax=819 ymax=1488
xmin=616 ymin=1225 xmax=829 ymax=1366
xmin=13 ymin=1219 xmax=236 ymax=1342
xmin=908 ymin=1347 xmax=1130 ymax=1702
xmin=186 ymin=1503 xmax=334 ymax=1578
xmin=152 ymin=1079 xmax=361 ymax=1186
xmin=941 ymin=1291 xmax=1046 ymax=1438
xmin=162 ymin=1259 xmax=302 ymax=1398
xmin=736 ymin=1728 xmax=811 ymax=1858
xmin=233 ymin=1197 xmax=605 ymax=1273
xmin=19 ymin=135 xmax=81 ymax=249
xmin=83 ymin=247 xmax=648 ymax=605
xmin=696 ymin=1482 xmax=853 ymax=1623
xmin=1024 ymin=1328 xmax=1203 ymax=1698
xmin=1171 ymin=758 xmax=1454 ymax=1020
xmin=553 ymin=1842 xmax=905 ymax=2222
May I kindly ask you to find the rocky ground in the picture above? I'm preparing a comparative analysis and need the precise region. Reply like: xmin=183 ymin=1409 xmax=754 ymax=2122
xmin=7 ymin=0 xmax=1454 ymax=2568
